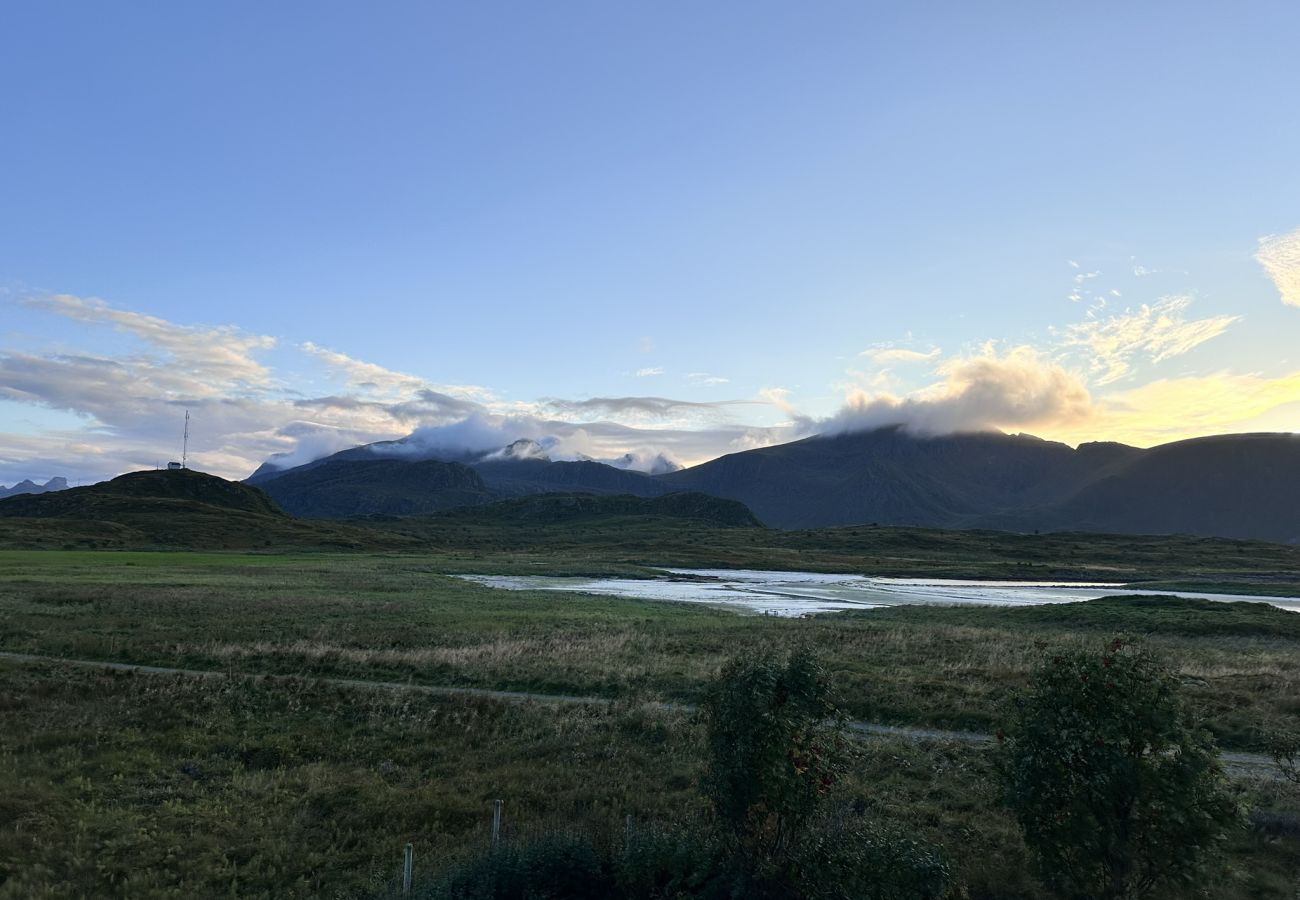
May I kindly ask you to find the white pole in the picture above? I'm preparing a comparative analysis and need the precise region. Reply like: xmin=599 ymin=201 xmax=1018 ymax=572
xmin=402 ymin=842 xmax=413 ymax=893
xmin=491 ymin=799 xmax=503 ymax=847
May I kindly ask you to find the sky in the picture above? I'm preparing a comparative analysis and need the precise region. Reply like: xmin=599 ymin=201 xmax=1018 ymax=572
xmin=1 ymin=1 xmax=1298 ymax=484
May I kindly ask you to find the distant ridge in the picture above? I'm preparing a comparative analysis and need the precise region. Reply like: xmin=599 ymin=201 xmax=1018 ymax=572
xmin=247 ymin=427 xmax=1300 ymax=543
xmin=430 ymin=491 xmax=762 ymax=528
xmin=0 ymin=476 xmax=68 ymax=500
xmin=248 ymin=440 xmax=673 ymax=516
xmin=661 ymin=428 xmax=1300 ymax=543
xmin=254 ymin=457 xmax=493 ymax=518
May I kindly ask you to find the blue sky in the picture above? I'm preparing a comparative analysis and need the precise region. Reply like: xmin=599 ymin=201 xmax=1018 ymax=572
xmin=2 ymin=1 xmax=1298 ymax=483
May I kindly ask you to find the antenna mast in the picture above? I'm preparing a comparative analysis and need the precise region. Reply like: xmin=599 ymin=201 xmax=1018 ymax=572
xmin=182 ymin=410 xmax=190 ymax=469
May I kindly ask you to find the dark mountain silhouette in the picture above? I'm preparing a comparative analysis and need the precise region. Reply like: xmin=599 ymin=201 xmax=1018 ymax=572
xmin=248 ymin=440 xmax=671 ymax=515
xmin=256 ymin=457 xmax=493 ymax=518
xmin=472 ymin=458 xmax=671 ymax=498
xmin=432 ymin=491 xmax=762 ymax=528
xmin=0 ymin=476 xmax=68 ymax=499
xmin=661 ymin=428 xmax=1300 ymax=543
xmin=1004 ymin=433 xmax=1300 ymax=543
xmin=246 ymin=427 xmax=1300 ymax=543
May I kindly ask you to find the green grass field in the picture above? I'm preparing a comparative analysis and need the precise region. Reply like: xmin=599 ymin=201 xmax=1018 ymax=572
xmin=2 ymin=551 xmax=1298 ymax=746
xmin=1 ymin=549 xmax=1298 ymax=897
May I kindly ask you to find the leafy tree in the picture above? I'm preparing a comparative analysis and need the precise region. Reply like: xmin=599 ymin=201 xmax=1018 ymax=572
xmin=425 ymin=650 xmax=952 ymax=899
xmin=1001 ymin=640 xmax=1241 ymax=899
xmin=699 ymin=648 xmax=949 ymax=899
xmin=700 ymin=648 xmax=850 ymax=865
xmin=1264 ymin=729 xmax=1300 ymax=785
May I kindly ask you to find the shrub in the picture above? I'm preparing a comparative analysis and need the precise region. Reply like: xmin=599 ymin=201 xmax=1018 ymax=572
xmin=790 ymin=808 xmax=952 ymax=900
xmin=1001 ymin=640 xmax=1242 ymax=899
xmin=700 ymin=648 xmax=850 ymax=857
xmin=419 ymin=832 xmax=610 ymax=900
xmin=699 ymin=648 xmax=949 ymax=899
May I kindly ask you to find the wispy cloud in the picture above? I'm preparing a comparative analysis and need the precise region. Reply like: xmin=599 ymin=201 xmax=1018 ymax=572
xmin=1056 ymin=295 xmax=1239 ymax=385
xmin=686 ymin=372 xmax=730 ymax=386
xmin=0 ymin=294 xmax=778 ymax=482
xmin=1256 ymin=227 xmax=1300 ymax=308
xmin=24 ymin=293 xmax=275 ymax=390
xmin=540 ymin=395 xmax=746 ymax=423
xmin=860 ymin=346 xmax=941 ymax=365
xmin=634 ymin=366 xmax=664 ymax=377
xmin=302 ymin=341 xmax=496 ymax=403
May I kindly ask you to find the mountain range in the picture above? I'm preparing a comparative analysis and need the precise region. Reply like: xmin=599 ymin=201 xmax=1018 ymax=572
xmin=245 ymin=427 xmax=1300 ymax=543
xmin=0 ymin=476 xmax=68 ymax=499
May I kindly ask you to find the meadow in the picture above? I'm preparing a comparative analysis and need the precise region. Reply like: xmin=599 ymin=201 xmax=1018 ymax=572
xmin=1 ymin=549 xmax=1299 ymax=897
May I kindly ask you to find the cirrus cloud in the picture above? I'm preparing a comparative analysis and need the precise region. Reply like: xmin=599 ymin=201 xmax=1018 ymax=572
xmin=1056 ymin=295 xmax=1240 ymax=385
xmin=1256 ymin=227 xmax=1300 ymax=308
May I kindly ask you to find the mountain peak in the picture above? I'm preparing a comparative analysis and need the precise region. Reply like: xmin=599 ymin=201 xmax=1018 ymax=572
xmin=488 ymin=438 xmax=551 ymax=463
xmin=0 ymin=476 xmax=71 ymax=500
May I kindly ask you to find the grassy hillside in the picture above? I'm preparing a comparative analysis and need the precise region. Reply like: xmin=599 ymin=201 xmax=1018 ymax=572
xmin=0 ymin=468 xmax=284 ymax=517
xmin=0 ymin=470 xmax=407 ymax=550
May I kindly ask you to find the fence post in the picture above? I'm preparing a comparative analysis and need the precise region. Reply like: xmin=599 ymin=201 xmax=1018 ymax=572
xmin=402 ymin=842 xmax=413 ymax=894
xmin=491 ymin=799 xmax=503 ymax=848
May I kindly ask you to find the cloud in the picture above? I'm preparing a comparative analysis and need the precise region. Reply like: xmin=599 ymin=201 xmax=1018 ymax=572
xmin=2 ymin=284 xmax=1293 ymax=487
xmin=1256 ymin=227 xmax=1300 ymax=308
xmin=686 ymin=372 xmax=730 ymax=386
xmin=377 ymin=411 xmax=794 ymax=472
xmin=861 ymin=346 xmax=942 ymax=365
xmin=0 ymin=294 xmax=791 ymax=482
xmin=302 ymin=341 xmax=496 ymax=403
xmin=539 ymin=395 xmax=746 ymax=423
xmin=634 ymin=367 xmax=664 ymax=377
xmin=25 ymin=294 xmax=275 ymax=389
xmin=822 ymin=346 xmax=1094 ymax=436
xmin=1056 ymin=295 xmax=1239 ymax=385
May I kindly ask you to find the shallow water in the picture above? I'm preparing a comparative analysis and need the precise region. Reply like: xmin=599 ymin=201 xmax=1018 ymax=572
xmin=459 ymin=569 xmax=1300 ymax=617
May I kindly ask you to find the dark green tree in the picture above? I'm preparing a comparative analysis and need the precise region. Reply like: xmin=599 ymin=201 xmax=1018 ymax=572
xmin=699 ymin=648 xmax=949 ymax=899
xmin=1001 ymin=640 xmax=1241 ymax=899
xmin=1265 ymin=728 xmax=1300 ymax=785
xmin=700 ymin=648 xmax=849 ymax=866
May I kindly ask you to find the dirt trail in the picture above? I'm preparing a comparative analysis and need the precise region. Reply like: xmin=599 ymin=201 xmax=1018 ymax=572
xmin=0 ymin=649 xmax=1279 ymax=777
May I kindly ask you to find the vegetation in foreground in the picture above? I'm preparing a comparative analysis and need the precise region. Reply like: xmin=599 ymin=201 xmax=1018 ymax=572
xmin=419 ymin=650 xmax=952 ymax=900
xmin=1 ymin=552 xmax=1297 ymax=749
xmin=1003 ymin=642 xmax=1241 ymax=899
xmin=3 ymin=647 xmax=1296 ymax=899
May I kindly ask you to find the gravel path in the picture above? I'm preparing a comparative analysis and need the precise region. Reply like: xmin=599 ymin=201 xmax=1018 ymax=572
xmin=0 ymin=649 xmax=1280 ymax=778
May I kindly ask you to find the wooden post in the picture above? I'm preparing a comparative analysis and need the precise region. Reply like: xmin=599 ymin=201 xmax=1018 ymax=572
xmin=625 ymin=813 xmax=633 ymax=845
xmin=491 ymin=799 xmax=503 ymax=848
xmin=402 ymin=843 xmax=413 ymax=894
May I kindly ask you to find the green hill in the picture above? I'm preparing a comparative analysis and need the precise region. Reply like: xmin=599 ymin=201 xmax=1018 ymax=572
xmin=0 ymin=469 xmax=404 ymax=550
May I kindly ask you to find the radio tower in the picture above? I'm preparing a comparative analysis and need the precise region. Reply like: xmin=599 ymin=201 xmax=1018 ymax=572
xmin=182 ymin=410 xmax=190 ymax=469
